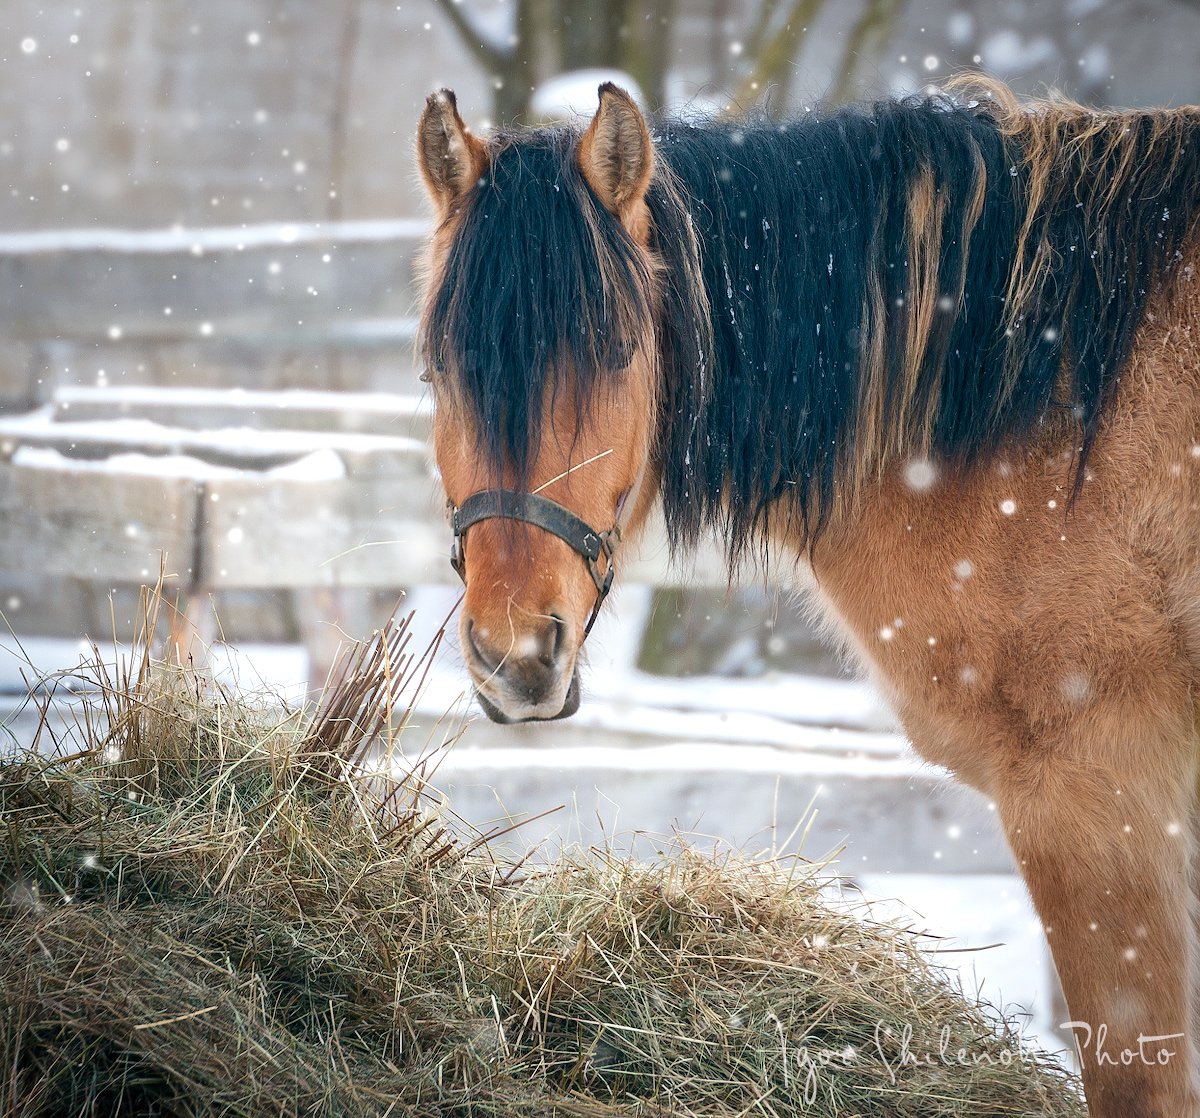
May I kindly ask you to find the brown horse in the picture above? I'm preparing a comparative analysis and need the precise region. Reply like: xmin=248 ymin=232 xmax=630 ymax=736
xmin=417 ymin=79 xmax=1200 ymax=1116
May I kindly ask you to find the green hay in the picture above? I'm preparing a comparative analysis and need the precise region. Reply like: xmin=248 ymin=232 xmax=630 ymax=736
xmin=0 ymin=597 xmax=1083 ymax=1116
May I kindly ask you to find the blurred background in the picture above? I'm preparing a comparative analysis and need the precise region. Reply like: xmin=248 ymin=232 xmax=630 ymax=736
xmin=4 ymin=0 xmax=1200 ymax=1063
xmin=4 ymin=0 xmax=1200 ymax=232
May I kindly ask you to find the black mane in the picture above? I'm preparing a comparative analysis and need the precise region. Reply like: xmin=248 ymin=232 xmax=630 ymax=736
xmin=423 ymin=93 xmax=1200 ymax=560
xmin=652 ymin=100 xmax=1017 ymax=554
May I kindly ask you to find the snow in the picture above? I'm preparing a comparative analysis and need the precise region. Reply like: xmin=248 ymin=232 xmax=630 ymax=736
xmin=0 ymin=410 xmax=428 ymax=462
xmin=0 ymin=636 xmax=96 ymax=693
xmin=206 ymin=642 xmax=312 ymax=703
xmin=14 ymin=445 xmax=245 ymax=478
xmin=1079 ymin=43 xmax=1112 ymax=82
xmin=979 ymin=31 xmax=1058 ymax=74
xmin=0 ymin=637 xmax=310 ymax=704
xmin=54 ymin=385 xmax=431 ymax=421
xmin=574 ymin=676 xmax=893 ymax=738
xmin=404 ymin=737 xmax=918 ymax=780
xmin=854 ymin=874 xmax=1068 ymax=1062
xmin=447 ymin=2 xmax=514 ymax=57
xmin=14 ymin=443 xmax=349 ymax=482
xmin=946 ymin=12 xmax=974 ymax=45
xmin=264 ymin=448 xmax=347 ymax=482
xmin=903 ymin=458 xmax=937 ymax=491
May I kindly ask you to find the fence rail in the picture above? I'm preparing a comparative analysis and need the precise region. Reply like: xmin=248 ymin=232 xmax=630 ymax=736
xmin=0 ymin=221 xmax=428 ymax=412
xmin=0 ymin=220 xmax=736 ymax=588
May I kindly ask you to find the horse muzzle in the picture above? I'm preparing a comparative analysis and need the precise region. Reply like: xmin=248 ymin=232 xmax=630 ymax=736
xmin=461 ymin=610 xmax=582 ymax=722
xmin=473 ymin=662 xmax=582 ymax=723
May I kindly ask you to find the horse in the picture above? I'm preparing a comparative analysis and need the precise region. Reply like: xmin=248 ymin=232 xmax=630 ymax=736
xmin=416 ymin=78 xmax=1200 ymax=1116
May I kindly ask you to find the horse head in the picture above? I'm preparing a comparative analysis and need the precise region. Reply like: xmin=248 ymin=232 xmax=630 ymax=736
xmin=416 ymin=85 xmax=663 ymax=723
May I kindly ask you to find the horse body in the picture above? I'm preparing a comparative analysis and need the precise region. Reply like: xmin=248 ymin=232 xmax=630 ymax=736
xmin=811 ymin=271 xmax=1200 ymax=1114
xmin=417 ymin=82 xmax=1200 ymax=1115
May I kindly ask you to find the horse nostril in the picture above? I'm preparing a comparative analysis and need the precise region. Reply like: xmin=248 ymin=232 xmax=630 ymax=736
xmin=465 ymin=619 xmax=498 ymax=672
xmin=540 ymin=614 xmax=567 ymax=667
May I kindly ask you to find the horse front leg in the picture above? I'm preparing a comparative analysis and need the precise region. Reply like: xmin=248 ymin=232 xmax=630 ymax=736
xmin=993 ymin=726 xmax=1199 ymax=1117
xmin=1189 ymin=740 xmax=1200 ymax=1064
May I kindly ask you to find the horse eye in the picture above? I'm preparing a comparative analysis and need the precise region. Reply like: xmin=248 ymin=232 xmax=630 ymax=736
xmin=610 ymin=338 xmax=636 ymax=370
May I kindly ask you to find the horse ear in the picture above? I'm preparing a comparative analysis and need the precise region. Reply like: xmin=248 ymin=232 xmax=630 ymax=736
xmin=417 ymin=89 xmax=487 ymax=214
xmin=577 ymin=83 xmax=654 ymax=222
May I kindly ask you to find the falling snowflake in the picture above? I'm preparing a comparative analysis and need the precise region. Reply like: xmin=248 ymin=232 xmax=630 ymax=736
xmin=904 ymin=458 xmax=937 ymax=491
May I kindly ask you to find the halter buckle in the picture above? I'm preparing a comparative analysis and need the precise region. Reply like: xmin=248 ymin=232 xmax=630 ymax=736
xmin=581 ymin=530 xmax=618 ymax=637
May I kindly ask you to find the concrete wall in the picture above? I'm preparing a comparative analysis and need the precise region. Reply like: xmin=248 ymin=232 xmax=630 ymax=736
xmin=0 ymin=0 xmax=487 ymax=229
xmin=4 ymin=0 xmax=1200 ymax=232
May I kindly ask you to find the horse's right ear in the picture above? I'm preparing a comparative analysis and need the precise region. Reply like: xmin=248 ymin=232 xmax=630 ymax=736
xmin=417 ymin=90 xmax=487 ymax=214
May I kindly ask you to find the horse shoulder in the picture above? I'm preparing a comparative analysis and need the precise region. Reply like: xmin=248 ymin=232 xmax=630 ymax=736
xmin=807 ymin=277 xmax=1200 ymax=790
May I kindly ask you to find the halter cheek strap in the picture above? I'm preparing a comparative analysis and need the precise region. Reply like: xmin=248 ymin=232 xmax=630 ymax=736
xmin=449 ymin=490 xmax=619 ymax=638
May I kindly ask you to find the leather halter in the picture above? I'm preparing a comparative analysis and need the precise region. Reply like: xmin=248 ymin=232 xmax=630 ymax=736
xmin=449 ymin=489 xmax=621 ymax=639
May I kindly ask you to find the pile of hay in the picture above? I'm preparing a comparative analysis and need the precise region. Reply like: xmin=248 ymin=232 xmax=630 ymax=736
xmin=0 ymin=602 xmax=1083 ymax=1116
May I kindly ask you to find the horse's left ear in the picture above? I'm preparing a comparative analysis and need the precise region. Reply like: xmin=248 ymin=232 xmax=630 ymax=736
xmin=577 ymin=83 xmax=654 ymax=223
xmin=417 ymin=89 xmax=488 ymax=215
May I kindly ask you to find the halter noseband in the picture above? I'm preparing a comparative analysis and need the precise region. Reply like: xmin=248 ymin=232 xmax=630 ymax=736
xmin=449 ymin=489 xmax=620 ymax=639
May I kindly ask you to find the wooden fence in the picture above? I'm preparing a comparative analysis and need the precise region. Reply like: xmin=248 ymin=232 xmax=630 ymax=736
xmin=0 ymin=221 xmax=732 ymax=592
xmin=0 ymin=385 xmax=731 ymax=591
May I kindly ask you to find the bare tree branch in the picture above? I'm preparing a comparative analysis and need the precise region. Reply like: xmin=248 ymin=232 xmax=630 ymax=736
xmin=709 ymin=0 xmax=732 ymax=77
xmin=744 ymin=0 xmax=786 ymax=61
xmin=625 ymin=0 xmax=677 ymax=109
xmin=430 ymin=0 xmax=900 ymax=126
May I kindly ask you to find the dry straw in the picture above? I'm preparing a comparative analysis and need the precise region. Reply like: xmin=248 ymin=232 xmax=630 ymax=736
xmin=0 ymin=589 xmax=1083 ymax=1116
